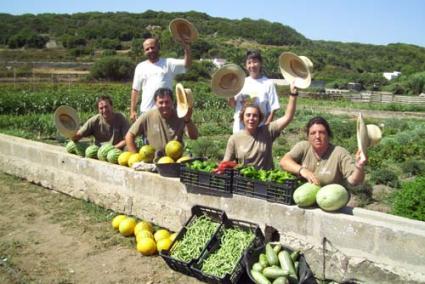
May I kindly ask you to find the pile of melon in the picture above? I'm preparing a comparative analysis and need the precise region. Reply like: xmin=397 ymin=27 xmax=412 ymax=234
xmin=293 ymin=183 xmax=350 ymax=212
xmin=111 ymin=214 xmax=177 ymax=256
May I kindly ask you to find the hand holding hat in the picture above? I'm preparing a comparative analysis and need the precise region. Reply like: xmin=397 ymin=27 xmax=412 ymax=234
xmin=175 ymin=83 xmax=193 ymax=118
xmin=279 ymin=52 xmax=313 ymax=89
xmin=211 ymin=64 xmax=246 ymax=98
xmin=356 ymin=112 xmax=382 ymax=160
xmin=169 ymin=18 xmax=198 ymax=44
xmin=54 ymin=105 xmax=80 ymax=138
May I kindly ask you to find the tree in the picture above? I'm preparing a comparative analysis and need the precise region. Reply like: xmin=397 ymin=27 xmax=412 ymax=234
xmin=90 ymin=56 xmax=135 ymax=81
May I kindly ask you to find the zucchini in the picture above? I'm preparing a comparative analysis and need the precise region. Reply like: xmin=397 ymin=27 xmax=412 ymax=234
xmin=266 ymin=243 xmax=279 ymax=266
xmin=273 ymin=243 xmax=282 ymax=254
xmin=263 ymin=266 xmax=289 ymax=279
xmin=252 ymin=262 xmax=264 ymax=272
xmin=278 ymin=250 xmax=297 ymax=280
xmin=251 ymin=270 xmax=271 ymax=284
xmin=294 ymin=261 xmax=299 ymax=274
xmin=290 ymin=250 xmax=300 ymax=262
xmin=272 ymin=276 xmax=289 ymax=284
xmin=259 ymin=253 xmax=269 ymax=267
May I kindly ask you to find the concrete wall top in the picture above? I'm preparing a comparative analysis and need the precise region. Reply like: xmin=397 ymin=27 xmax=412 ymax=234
xmin=1 ymin=134 xmax=424 ymax=283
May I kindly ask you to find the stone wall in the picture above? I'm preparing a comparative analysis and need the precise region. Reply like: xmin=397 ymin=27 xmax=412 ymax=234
xmin=1 ymin=134 xmax=424 ymax=283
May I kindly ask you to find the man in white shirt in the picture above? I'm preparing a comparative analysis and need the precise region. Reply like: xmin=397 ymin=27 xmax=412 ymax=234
xmin=130 ymin=37 xmax=192 ymax=122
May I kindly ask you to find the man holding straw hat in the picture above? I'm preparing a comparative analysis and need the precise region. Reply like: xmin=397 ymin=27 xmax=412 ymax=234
xmin=130 ymin=18 xmax=198 ymax=122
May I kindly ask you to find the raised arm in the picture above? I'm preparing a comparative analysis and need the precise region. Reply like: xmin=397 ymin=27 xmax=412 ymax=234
xmin=181 ymin=42 xmax=192 ymax=69
xmin=184 ymin=107 xmax=198 ymax=139
xmin=347 ymin=149 xmax=367 ymax=186
xmin=273 ymin=84 xmax=298 ymax=131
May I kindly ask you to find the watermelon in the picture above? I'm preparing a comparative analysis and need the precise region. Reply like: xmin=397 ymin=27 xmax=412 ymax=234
xmin=65 ymin=140 xmax=86 ymax=156
xmin=316 ymin=184 xmax=350 ymax=211
xmin=97 ymin=143 xmax=115 ymax=161
xmin=293 ymin=183 xmax=321 ymax=207
xmin=107 ymin=148 xmax=123 ymax=164
xmin=65 ymin=141 xmax=77 ymax=154
xmin=85 ymin=145 xmax=100 ymax=159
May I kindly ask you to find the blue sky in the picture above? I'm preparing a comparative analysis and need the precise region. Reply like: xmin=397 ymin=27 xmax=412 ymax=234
xmin=2 ymin=0 xmax=424 ymax=47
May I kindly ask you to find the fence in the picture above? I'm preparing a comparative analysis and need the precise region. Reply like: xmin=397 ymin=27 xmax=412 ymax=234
xmin=300 ymin=91 xmax=425 ymax=105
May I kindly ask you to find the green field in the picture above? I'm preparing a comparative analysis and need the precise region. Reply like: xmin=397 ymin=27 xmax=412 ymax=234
xmin=1 ymin=81 xmax=424 ymax=220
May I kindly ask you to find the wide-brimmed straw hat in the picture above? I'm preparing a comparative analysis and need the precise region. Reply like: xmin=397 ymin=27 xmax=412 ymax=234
xmin=279 ymin=52 xmax=313 ymax=89
xmin=175 ymin=83 xmax=193 ymax=118
xmin=54 ymin=105 xmax=80 ymax=138
xmin=357 ymin=112 xmax=382 ymax=158
xmin=169 ymin=18 xmax=198 ymax=43
xmin=211 ymin=64 xmax=246 ymax=98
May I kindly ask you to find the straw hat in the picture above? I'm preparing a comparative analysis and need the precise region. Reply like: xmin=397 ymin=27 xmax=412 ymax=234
xmin=279 ymin=52 xmax=313 ymax=89
xmin=169 ymin=18 xmax=198 ymax=43
xmin=211 ymin=64 xmax=246 ymax=98
xmin=54 ymin=105 xmax=80 ymax=138
xmin=175 ymin=83 xmax=193 ymax=118
xmin=357 ymin=112 xmax=382 ymax=158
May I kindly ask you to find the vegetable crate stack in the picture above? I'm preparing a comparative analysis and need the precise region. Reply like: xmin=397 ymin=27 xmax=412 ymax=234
xmin=233 ymin=166 xmax=300 ymax=205
xmin=180 ymin=160 xmax=234 ymax=195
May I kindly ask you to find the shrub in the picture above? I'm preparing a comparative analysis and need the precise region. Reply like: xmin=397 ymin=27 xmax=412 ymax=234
xmin=391 ymin=176 xmax=425 ymax=221
xmin=400 ymin=160 xmax=425 ymax=177
xmin=370 ymin=168 xmax=400 ymax=188
xmin=90 ymin=56 xmax=135 ymax=81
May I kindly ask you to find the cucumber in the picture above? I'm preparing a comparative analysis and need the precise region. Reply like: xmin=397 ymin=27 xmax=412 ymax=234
xmin=273 ymin=243 xmax=282 ymax=254
xmin=251 ymin=270 xmax=271 ymax=284
xmin=290 ymin=250 xmax=300 ymax=262
xmin=273 ymin=276 xmax=289 ymax=284
xmin=278 ymin=250 xmax=297 ymax=280
xmin=294 ymin=261 xmax=299 ymax=274
xmin=252 ymin=262 xmax=264 ymax=272
xmin=263 ymin=266 xmax=289 ymax=279
xmin=259 ymin=253 xmax=269 ymax=267
xmin=266 ymin=243 xmax=279 ymax=266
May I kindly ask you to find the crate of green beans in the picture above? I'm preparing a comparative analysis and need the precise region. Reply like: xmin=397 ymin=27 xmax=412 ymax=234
xmin=191 ymin=217 xmax=264 ymax=284
xmin=159 ymin=205 xmax=226 ymax=277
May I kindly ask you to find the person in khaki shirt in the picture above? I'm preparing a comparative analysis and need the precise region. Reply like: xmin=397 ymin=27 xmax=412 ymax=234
xmin=72 ymin=96 xmax=129 ymax=149
xmin=280 ymin=116 xmax=367 ymax=186
xmin=222 ymin=84 xmax=298 ymax=170
xmin=125 ymin=88 xmax=198 ymax=154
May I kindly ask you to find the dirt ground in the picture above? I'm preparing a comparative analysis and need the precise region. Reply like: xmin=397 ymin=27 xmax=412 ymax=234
xmin=0 ymin=172 xmax=201 ymax=284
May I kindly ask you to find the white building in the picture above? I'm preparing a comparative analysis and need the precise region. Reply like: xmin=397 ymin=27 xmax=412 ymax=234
xmin=383 ymin=71 xmax=401 ymax=80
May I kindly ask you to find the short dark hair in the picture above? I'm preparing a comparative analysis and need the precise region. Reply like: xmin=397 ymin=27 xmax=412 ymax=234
xmin=96 ymin=95 xmax=113 ymax=107
xmin=246 ymin=50 xmax=263 ymax=63
xmin=239 ymin=103 xmax=264 ymax=124
xmin=305 ymin=116 xmax=333 ymax=138
xmin=154 ymin=88 xmax=173 ymax=102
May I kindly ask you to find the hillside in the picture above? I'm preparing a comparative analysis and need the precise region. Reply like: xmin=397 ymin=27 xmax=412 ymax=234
xmin=1 ymin=11 xmax=425 ymax=93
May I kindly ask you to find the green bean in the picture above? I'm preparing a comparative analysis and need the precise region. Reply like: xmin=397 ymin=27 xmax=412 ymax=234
xmin=171 ymin=215 xmax=219 ymax=262
xmin=201 ymin=227 xmax=255 ymax=278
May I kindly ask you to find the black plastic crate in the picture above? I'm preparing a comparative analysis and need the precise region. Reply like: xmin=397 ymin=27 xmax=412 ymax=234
xmin=159 ymin=205 xmax=226 ymax=277
xmin=266 ymin=179 xmax=298 ymax=205
xmin=244 ymin=243 xmax=316 ymax=284
xmin=180 ymin=164 xmax=233 ymax=195
xmin=233 ymin=171 xmax=298 ymax=205
xmin=191 ymin=218 xmax=265 ymax=284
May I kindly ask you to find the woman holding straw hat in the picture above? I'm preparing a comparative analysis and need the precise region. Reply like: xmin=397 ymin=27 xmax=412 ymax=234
xmin=228 ymin=50 xmax=280 ymax=134
xmin=222 ymin=84 xmax=298 ymax=170
xmin=280 ymin=115 xmax=380 ymax=186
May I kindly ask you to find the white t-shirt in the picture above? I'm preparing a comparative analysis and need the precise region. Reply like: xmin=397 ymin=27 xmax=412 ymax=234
xmin=132 ymin=58 xmax=186 ymax=112
xmin=232 ymin=76 xmax=280 ymax=133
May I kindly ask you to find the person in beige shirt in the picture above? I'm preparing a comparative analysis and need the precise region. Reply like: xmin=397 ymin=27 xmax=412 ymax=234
xmin=126 ymin=88 xmax=198 ymax=154
xmin=222 ymin=84 xmax=298 ymax=170
xmin=72 ymin=96 xmax=129 ymax=149
xmin=280 ymin=116 xmax=367 ymax=186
